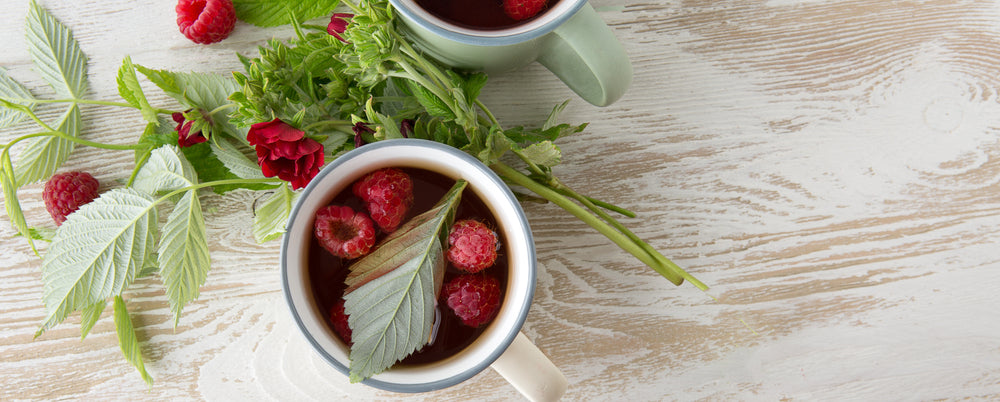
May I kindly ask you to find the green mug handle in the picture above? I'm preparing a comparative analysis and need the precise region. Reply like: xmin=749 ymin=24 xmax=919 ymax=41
xmin=537 ymin=4 xmax=633 ymax=106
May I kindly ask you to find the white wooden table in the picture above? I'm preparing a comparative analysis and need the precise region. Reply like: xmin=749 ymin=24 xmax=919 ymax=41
xmin=2 ymin=0 xmax=999 ymax=400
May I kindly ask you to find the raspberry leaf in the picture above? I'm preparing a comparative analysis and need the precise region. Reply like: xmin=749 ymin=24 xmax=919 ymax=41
xmin=132 ymin=145 xmax=199 ymax=195
xmin=159 ymin=190 xmax=210 ymax=327
xmin=37 ymin=188 xmax=158 ymax=336
xmin=343 ymin=180 xmax=468 ymax=382
xmin=232 ymin=0 xmax=341 ymax=27
xmin=113 ymin=296 xmax=153 ymax=385
xmin=13 ymin=104 xmax=79 ymax=187
xmin=252 ymin=184 xmax=298 ymax=243
xmin=25 ymin=0 xmax=88 ymax=99
xmin=135 ymin=65 xmax=242 ymax=141
xmin=0 ymin=67 xmax=36 ymax=129
xmin=79 ymin=300 xmax=106 ymax=340
xmin=116 ymin=56 xmax=159 ymax=125
xmin=210 ymin=137 xmax=267 ymax=180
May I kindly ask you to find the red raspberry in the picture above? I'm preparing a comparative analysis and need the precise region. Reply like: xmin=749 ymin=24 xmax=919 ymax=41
xmin=503 ymin=0 xmax=548 ymax=21
xmin=176 ymin=0 xmax=237 ymax=45
xmin=42 ymin=171 xmax=100 ymax=226
xmin=443 ymin=274 xmax=502 ymax=328
xmin=313 ymin=205 xmax=376 ymax=259
xmin=351 ymin=168 xmax=414 ymax=233
xmin=329 ymin=299 xmax=352 ymax=345
xmin=447 ymin=219 xmax=499 ymax=273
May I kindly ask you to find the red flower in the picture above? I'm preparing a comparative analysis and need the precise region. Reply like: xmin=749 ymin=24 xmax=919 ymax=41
xmin=172 ymin=111 xmax=208 ymax=147
xmin=247 ymin=118 xmax=324 ymax=190
xmin=327 ymin=13 xmax=353 ymax=42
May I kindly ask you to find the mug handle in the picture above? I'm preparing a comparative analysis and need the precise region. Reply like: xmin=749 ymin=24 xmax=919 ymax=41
xmin=537 ymin=4 xmax=633 ymax=107
xmin=491 ymin=332 xmax=568 ymax=401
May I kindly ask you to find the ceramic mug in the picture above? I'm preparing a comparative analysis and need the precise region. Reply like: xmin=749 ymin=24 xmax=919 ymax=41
xmin=281 ymin=139 xmax=567 ymax=401
xmin=389 ymin=0 xmax=633 ymax=106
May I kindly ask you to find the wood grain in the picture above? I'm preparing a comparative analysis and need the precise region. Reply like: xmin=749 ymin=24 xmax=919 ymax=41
xmin=3 ymin=0 xmax=1000 ymax=400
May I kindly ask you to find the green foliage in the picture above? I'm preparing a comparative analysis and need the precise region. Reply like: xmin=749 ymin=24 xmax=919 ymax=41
xmin=0 ymin=67 xmax=35 ymax=128
xmin=114 ymin=296 xmax=153 ymax=385
xmin=252 ymin=185 xmax=298 ymax=243
xmin=25 ymin=0 xmax=87 ymax=98
xmin=232 ymin=0 xmax=342 ymax=27
xmin=344 ymin=180 xmax=466 ymax=382
xmin=37 ymin=188 xmax=158 ymax=336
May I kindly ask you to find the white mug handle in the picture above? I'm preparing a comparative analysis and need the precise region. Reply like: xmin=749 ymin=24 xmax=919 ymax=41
xmin=490 ymin=332 xmax=568 ymax=401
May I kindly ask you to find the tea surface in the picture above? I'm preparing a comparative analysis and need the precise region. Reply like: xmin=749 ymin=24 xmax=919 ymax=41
xmin=414 ymin=0 xmax=559 ymax=30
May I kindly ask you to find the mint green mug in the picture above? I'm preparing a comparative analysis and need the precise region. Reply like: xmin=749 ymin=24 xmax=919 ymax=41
xmin=389 ymin=0 xmax=633 ymax=106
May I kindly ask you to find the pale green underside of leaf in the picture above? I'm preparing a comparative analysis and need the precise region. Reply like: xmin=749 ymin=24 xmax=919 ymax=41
xmin=117 ymin=56 xmax=158 ymax=125
xmin=232 ymin=0 xmax=342 ymax=27
xmin=344 ymin=180 xmax=467 ymax=382
xmin=38 ymin=188 xmax=158 ymax=336
xmin=211 ymin=137 xmax=266 ymax=180
xmin=114 ymin=296 xmax=153 ymax=385
xmin=13 ymin=104 xmax=79 ymax=187
xmin=0 ymin=67 xmax=36 ymax=128
xmin=1 ymin=169 xmax=33 ymax=252
xmin=135 ymin=66 xmax=242 ymax=140
xmin=79 ymin=299 xmax=106 ymax=340
xmin=158 ymin=190 xmax=210 ymax=326
xmin=521 ymin=141 xmax=561 ymax=168
xmin=132 ymin=145 xmax=198 ymax=195
xmin=252 ymin=185 xmax=298 ymax=243
xmin=26 ymin=0 xmax=88 ymax=98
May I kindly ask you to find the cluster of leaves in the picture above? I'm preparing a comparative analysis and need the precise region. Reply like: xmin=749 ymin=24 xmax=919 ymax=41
xmin=0 ymin=1 xmax=333 ymax=384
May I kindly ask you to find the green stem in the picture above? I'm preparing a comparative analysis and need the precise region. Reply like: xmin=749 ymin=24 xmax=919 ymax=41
xmin=493 ymin=162 xmax=697 ymax=287
xmin=155 ymin=178 xmax=283 ymax=204
xmin=555 ymin=178 xmax=706 ymax=289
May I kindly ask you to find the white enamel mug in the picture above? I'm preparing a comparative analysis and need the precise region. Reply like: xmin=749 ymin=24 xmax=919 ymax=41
xmin=281 ymin=139 xmax=567 ymax=401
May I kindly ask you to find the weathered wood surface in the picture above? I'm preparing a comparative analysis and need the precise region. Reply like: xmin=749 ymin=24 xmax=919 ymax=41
xmin=2 ymin=0 xmax=999 ymax=400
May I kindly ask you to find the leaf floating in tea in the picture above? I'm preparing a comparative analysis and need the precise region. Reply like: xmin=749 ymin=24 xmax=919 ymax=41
xmin=343 ymin=179 xmax=468 ymax=382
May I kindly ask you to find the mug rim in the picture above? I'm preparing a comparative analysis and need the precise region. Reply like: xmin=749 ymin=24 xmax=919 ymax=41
xmin=388 ymin=0 xmax=587 ymax=46
xmin=280 ymin=139 xmax=536 ymax=392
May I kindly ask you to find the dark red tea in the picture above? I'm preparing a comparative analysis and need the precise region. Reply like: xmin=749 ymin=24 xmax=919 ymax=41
xmin=307 ymin=167 xmax=508 ymax=366
xmin=415 ymin=0 xmax=561 ymax=30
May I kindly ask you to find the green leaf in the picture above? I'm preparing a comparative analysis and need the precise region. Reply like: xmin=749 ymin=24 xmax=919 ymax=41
xmin=117 ymin=56 xmax=159 ymax=124
xmin=344 ymin=180 xmax=467 ymax=382
xmin=0 ymin=166 xmax=34 ymax=253
xmin=180 ymin=142 xmax=277 ymax=194
xmin=113 ymin=296 xmax=153 ymax=385
xmin=158 ymin=190 xmax=210 ymax=326
xmin=37 ymin=188 xmax=158 ymax=336
xmin=233 ymin=0 xmax=342 ymax=27
xmin=210 ymin=137 xmax=266 ymax=180
xmin=132 ymin=145 xmax=198 ymax=195
xmin=135 ymin=66 xmax=241 ymax=140
xmin=13 ymin=104 xmax=79 ymax=187
xmin=542 ymin=100 xmax=570 ymax=131
xmin=406 ymin=81 xmax=455 ymax=120
xmin=80 ymin=299 xmax=106 ymax=340
xmin=520 ymin=141 xmax=561 ymax=168
xmin=0 ymin=67 xmax=36 ymax=128
xmin=252 ymin=185 xmax=298 ymax=243
xmin=26 ymin=0 xmax=88 ymax=98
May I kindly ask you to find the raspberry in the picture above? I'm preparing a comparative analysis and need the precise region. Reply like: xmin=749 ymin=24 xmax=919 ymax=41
xmin=352 ymin=168 xmax=414 ymax=233
xmin=447 ymin=219 xmax=499 ymax=273
xmin=176 ymin=0 xmax=237 ymax=45
xmin=42 ymin=171 xmax=100 ymax=226
xmin=443 ymin=274 xmax=502 ymax=328
xmin=313 ymin=205 xmax=376 ymax=259
xmin=329 ymin=299 xmax=352 ymax=345
xmin=503 ymin=0 xmax=548 ymax=21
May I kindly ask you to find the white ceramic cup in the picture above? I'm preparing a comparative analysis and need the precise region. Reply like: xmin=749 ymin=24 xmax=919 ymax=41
xmin=281 ymin=139 xmax=567 ymax=401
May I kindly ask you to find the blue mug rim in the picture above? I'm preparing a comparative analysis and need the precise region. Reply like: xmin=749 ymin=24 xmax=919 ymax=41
xmin=280 ymin=139 xmax=537 ymax=393
xmin=388 ymin=0 xmax=587 ymax=46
